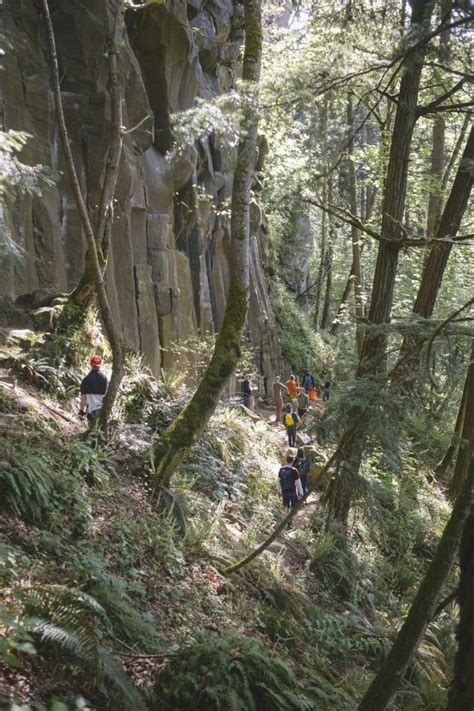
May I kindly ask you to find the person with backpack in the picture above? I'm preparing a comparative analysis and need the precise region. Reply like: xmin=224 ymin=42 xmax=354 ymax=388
xmin=296 ymin=387 xmax=309 ymax=418
xmin=294 ymin=448 xmax=309 ymax=497
xmin=302 ymin=370 xmax=316 ymax=393
xmin=282 ymin=403 xmax=298 ymax=447
xmin=79 ymin=355 xmax=108 ymax=425
xmin=278 ymin=455 xmax=303 ymax=510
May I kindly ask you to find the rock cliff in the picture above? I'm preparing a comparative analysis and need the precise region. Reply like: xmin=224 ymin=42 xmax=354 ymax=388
xmin=1 ymin=0 xmax=280 ymax=392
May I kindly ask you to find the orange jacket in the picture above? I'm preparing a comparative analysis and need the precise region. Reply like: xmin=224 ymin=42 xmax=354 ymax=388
xmin=285 ymin=379 xmax=298 ymax=399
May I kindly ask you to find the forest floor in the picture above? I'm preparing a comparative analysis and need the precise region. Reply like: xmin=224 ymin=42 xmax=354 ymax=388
xmin=0 ymin=357 xmax=454 ymax=710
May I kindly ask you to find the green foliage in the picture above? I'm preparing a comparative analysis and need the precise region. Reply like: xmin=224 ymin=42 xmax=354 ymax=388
xmin=75 ymin=557 xmax=165 ymax=652
xmin=0 ymin=450 xmax=56 ymax=524
xmin=2 ymin=584 xmax=146 ymax=710
xmin=8 ymin=351 xmax=81 ymax=400
xmin=65 ymin=439 xmax=115 ymax=488
xmin=274 ymin=283 xmax=335 ymax=375
xmin=155 ymin=629 xmax=314 ymax=711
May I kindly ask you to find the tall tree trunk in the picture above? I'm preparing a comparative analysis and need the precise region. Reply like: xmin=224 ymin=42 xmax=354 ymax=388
xmin=330 ymin=266 xmax=355 ymax=334
xmin=152 ymin=0 xmax=263 ymax=489
xmin=357 ymin=458 xmax=474 ymax=711
xmin=320 ymin=241 xmax=333 ymax=329
xmin=328 ymin=0 xmax=436 ymax=524
xmin=426 ymin=116 xmax=445 ymax=239
xmin=392 ymin=125 xmax=474 ymax=387
xmin=347 ymin=95 xmax=365 ymax=356
xmin=313 ymin=184 xmax=327 ymax=329
xmin=320 ymin=176 xmax=334 ymax=329
xmin=425 ymin=0 xmax=450 ymax=239
xmin=41 ymin=0 xmax=126 ymax=428
xmin=359 ymin=0 xmax=435 ymax=376
xmin=314 ymin=96 xmax=329 ymax=329
xmin=447 ymin=505 xmax=474 ymax=710
xmin=449 ymin=342 xmax=474 ymax=499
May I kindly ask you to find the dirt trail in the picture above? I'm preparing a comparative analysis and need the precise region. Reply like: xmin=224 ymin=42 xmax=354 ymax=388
xmin=234 ymin=398 xmax=325 ymax=572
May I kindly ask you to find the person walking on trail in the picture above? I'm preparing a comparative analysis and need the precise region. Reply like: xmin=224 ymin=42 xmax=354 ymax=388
xmin=278 ymin=455 xmax=303 ymax=511
xmin=294 ymin=448 xmax=309 ymax=497
xmin=285 ymin=374 xmax=298 ymax=403
xmin=79 ymin=355 xmax=108 ymax=425
xmin=323 ymin=380 xmax=332 ymax=401
xmin=273 ymin=376 xmax=288 ymax=423
xmin=296 ymin=387 xmax=309 ymax=418
xmin=242 ymin=374 xmax=253 ymax=410
xmin=302 ymin=370 xmax=315 ymax=393
xmin=283 ymin=403 xmax=298 ymax=447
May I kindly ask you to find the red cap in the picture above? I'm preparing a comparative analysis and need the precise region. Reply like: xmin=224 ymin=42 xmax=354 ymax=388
xmin=90 ymin=355 xmax=103 ymax=367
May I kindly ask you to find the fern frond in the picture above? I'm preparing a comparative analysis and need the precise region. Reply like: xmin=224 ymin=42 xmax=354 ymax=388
xmin=98 ymin=646 xmax=147 ymax=711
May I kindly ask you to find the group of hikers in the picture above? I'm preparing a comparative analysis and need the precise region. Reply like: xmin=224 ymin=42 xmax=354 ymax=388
xmin=78 ymin=358 xmax=319 ymax=516
xmin=273 ymin=371 xmax=321 ymax=447
xmin=241 ymin=369 xmax=333 ymax=448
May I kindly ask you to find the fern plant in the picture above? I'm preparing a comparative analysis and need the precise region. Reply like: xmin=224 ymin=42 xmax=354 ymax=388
xmin=7 ymin=584 xmax=147 ymax=711
xmin=154 ymin=629 xmax=314 ymax=710
xmin=0 ymin=451 xmax=56 ymax=523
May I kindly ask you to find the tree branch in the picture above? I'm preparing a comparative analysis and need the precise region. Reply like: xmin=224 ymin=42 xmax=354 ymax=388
xmin=417 ymin=79 xmax=467 ymax=116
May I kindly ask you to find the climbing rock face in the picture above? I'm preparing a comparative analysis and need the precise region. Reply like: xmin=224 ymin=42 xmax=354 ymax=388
xmin=1 ymin=0 xmax=280 ymax=390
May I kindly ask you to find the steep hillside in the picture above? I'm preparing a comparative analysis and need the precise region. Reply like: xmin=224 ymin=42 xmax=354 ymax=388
xmin=0 ymin=351 xmax=455 ymax=710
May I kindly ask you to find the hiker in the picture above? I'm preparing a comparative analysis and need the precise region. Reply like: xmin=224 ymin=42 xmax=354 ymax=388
xmin=285 ymin=374 xmax=298 ymax=403
xmin=296 ymin=387 xmax=309 ymax=418
xmin=323 ymin=380 xmax=332 ymax=401
xmin=283 ymin=403 xmax=298 ymax=447
xmin=278 ymin=455 xmax=303 ymax=510
xmin=294 ymin=448 xmax=309 ymax=497
xmin=302 ymin=370 xmax=315 ymax=393
xmin=79 ymin=355 xmax=108 ymax=425
xmin=242 ymin=374 xmax=253 ymax=410
xmin=272 ymin=376 xmax=288 ymax=423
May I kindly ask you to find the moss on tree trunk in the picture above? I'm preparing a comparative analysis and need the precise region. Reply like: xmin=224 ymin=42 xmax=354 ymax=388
xmin=152 ymin=0 xmax=263 ymax=489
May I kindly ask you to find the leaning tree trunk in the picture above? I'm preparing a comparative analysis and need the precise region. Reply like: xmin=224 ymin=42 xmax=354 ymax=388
xmin=358 ymin=350 xmax=474 ymax=710
xmin=392 ymin=125 xmax=474 ymax=389
xmin=435 ymin=379 xmax=468 ymax=477
xmin=449 ymin=342 xmax=474 ymax=499
xmin=41 ymin=0 xmax=126 ymax=427
xmin=152 ymin=0 xmax=263 ymax=490
xmin=357 ymin=458 xmax=474 ymax=711
xmin=328 ymin=0 xmax=435 ymax=524
xmin=447 ymin=505 xmax=474 ymax=710
xmin=47 ymin=0 xmax=126 ymax=336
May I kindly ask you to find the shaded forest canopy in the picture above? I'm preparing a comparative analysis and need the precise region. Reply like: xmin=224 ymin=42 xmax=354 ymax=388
xmin=0 ymin=0 xmax=473 ymax=709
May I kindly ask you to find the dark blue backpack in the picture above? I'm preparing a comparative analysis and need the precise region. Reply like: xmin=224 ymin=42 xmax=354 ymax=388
xmin=279 ymin=466 xmax=294 ymax=492
xmin=295 ymin=457 xmax=309 ymax=475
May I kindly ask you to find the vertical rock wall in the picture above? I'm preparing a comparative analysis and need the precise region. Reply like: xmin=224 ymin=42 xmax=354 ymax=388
xmin=1 ymin=0 xmax=281 ymax=391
